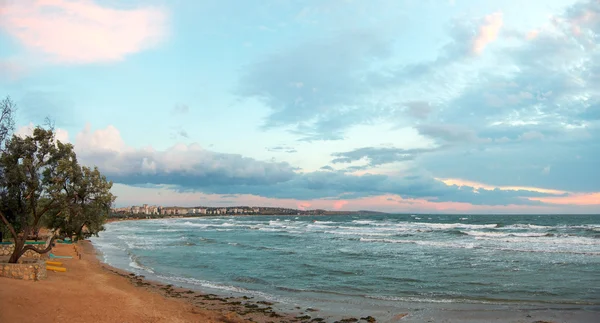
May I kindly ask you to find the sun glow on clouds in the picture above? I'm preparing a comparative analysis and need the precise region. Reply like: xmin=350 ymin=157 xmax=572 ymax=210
xmin=110 ymin=185 xmax=560 ymax=214
xmin=1 ymin=0 xmax=168 ymax=64
xmin=472 ymin=12 xmax=503 ymax=55
xmin=530 ymin=193 xmax=600 ymax=206
xmin=437 ymin=178 xmax=566 ymax=195
xmin=438 ymin=178 xmax=600 ymax=207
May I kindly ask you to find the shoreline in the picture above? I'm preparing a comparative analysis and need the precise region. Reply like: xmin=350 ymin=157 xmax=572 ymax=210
xmin=2 ymin=220 xmax=598 ymax=323
xmin=96 ymin=216 xmax=600 ymax=323
xmin=0 ymin=241 xmax=373 ymax=323
xmin=87 ymin=240 xmax=342 ymax=323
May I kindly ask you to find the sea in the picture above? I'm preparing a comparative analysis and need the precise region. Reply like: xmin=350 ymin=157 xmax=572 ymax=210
xmin=91 ymin=214 xmax=600 ymax=322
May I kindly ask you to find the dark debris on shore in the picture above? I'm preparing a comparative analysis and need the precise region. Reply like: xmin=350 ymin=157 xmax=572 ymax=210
xmin=104 ymin=266 xmax=383 ymax=323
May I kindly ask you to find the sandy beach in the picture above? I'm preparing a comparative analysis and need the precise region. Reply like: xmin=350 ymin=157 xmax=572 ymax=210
xmin=0 ymin=242 xmax=311 ymax=323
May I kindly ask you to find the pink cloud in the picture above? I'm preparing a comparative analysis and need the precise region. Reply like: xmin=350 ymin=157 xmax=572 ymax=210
xmin=332 ymin=200 xmax=348 ymax=210
xmin=110 ymin=185 xmax=590 ymax=215
xmin=297 ymin=202 xmax=312 ymax=211
xmin=1 ymin=0 xmax=168 ymax=64
xmin=526 ymin=30 xmax=539 ymax=40
xmin=529 ymin=192 xmax=600 ymax=206
xmin=472 ymin=12 xmax=503 ymax=55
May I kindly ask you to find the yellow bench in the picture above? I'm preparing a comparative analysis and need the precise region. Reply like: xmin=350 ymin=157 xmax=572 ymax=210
xmin=46 ymin=265 xmax=67 ymax=272
xmin=45 ymin=261 xmax=63 ymax=266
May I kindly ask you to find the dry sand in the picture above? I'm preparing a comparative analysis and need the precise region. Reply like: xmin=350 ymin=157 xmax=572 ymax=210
xmin=0 ymin=242 xmax=306 ymax=323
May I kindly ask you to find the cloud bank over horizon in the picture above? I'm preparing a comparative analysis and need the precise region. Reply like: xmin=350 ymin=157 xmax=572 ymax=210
xmin=2 ymin=0 xmax=599 ymax=213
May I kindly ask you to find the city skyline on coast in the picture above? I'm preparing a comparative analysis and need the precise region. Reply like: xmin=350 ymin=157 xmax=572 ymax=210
xmin=1 ymin=0 xmax=599 ymax=214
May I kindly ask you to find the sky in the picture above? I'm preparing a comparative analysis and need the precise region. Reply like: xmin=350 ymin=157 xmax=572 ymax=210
xmin=0 ymin=0 xmax=599 ymax=214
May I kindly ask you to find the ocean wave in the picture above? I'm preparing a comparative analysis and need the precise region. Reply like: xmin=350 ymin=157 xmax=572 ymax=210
xmin=352 ymin=220 xmax=375 ymax=224
xmin=155 ymin=275 xmax=290 ymax=303
xmin=324 ymin=231 xmax=394 ymax=237
xmin=359 ymin=238 xmax=476 ymax=249
xmin=474 ymin=236 xmax=600 ymax=245
xmin=461 ymin=231 xmax=551 ymax=238
xmin=413 ymin=223 xmax=498 ymax=230
xmin=128 ymin=254 xmax=155 ymax=274
xmin=490 ymin=247 xmax=600 ymax=256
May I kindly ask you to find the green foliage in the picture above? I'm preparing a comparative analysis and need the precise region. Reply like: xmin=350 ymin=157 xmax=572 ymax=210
xmin=0 ymin=127 xmax=61 ymax=230
xmin=44 ymin=159 xmax=115 ymax=240
xmin=0 ymin=96 xmax=116 ymax=262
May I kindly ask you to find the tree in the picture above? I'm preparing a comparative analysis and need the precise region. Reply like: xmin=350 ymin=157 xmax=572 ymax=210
xmin=0 ymin=96 xmax=16 ymax=151
xmin=0 ymin=127 xmax=72 ymax=263
xmin=0 ymin=97 xmax=115 ymax=263
xmin=44 ymin=157 xmax=115 ymax=241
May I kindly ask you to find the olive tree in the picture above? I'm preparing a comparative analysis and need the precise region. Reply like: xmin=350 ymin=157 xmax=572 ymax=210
xmin=0 ymin=127 xmax=72 ymax=263
xmin=0 ymin=96 xmax=115 ymax=263
xmin=44 ymin=157 xmax=115 ymax=241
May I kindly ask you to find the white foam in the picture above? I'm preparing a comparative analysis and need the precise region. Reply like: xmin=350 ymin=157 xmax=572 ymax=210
xmin=462 ymin=231 xmax=550 ymax=238
xmin=352 ymin=220 xmax=374 ymax=224
xmin=155 ymin=275 xmax=292 ymax=303
xmin=359 ymin=238 xmax=475 ymax=249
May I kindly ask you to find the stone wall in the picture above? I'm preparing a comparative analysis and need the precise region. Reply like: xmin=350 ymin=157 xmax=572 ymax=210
xmin=0 ymin=260 xmax=47 ymax=281
xmin=0 ymin=244 xmax=47 ymax=259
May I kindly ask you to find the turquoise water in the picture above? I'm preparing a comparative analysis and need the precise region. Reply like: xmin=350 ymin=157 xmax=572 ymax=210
xmin=92 ymin=214 xmax=600 ymax=315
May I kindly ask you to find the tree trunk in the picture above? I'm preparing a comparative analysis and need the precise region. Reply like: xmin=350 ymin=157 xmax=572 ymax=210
xmin=8 ymin=232 xmax=57 ymax=263
xmin=8 ymin=238 xmax=25 ymax=263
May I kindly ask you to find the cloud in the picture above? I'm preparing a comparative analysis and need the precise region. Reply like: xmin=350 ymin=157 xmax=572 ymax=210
xmin=239 ymin=29 xmax=392 ymax=140
xmin=416 ymin=124 xmax=485 ymax=143
xmin=404 ymin=101 xmax=433 ymax=119
xmin=333 ymin=200 xmax=348 ymax=210
xmin=530 ymin=192 xmax=600 ymax=205
xmin=177 ymin=129 xmax=189 ymax=138
xmin=437 ymin=178 xmax=566 ymax=195
xmin=410 ymin=0 xmax=600 ymax=194
xmin=74 ymin=124 xmax=297 ymax=187
xmin=267 ymin=146 xmax=297 ymax=153
xmin=65 ymin=122 xmax=598 ymax=210
xmin=1 ymin=0 xmax=168 ymax=64
xmin=67 ymin=124 xmax=562 ymax=206
xmin=238 ymin=9 xmax=510 ymax=141
xmin=172 ymin=104 xmax=190 ymax=115
xmin=331 ymin=146 xmax=435 ymax=166
xmin=15 ymin=122 xmax=70 ymax=144
xmin=472 ymin=12 xmax=503 ymax=55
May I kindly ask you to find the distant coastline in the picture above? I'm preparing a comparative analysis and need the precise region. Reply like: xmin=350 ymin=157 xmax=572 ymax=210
xmin=109 ymin=205 xmax=386 ymax=221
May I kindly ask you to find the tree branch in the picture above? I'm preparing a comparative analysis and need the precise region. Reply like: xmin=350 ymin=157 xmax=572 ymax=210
xmin=33 ymin=197 xmax=56 ymax=227
xmin=0 ymin=210 xmax=18 ymax=240
xmin=18 ymin=234 xmax=57 ymax=258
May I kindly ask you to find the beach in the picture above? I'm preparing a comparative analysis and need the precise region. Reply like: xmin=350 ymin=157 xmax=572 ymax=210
xmin=0 ymin=242 xmax=307 ymax=323
xmin=2 ymin=214 xmax=599 ymax=323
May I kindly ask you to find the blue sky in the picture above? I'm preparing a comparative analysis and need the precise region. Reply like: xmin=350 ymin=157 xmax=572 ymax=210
xmin=1 ymin=0 xmax=599 ymax=213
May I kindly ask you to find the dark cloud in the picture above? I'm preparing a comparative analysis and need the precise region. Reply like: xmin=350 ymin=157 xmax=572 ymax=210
xmin=178 ymin=130 xmax=189 ymax=138
xmin=76 ymin=138 xmax=559 ymax=206
xmin=404 ymin=101 xmax=432 ymax=119
xmin=177 ymin=170 xmax=550 ymax=206
xmin=331 ymin=146 xmax=436 ymax=166
xmin=267 ymin=145 xmax=297 ymax=153
xmin=416 ymin=124 xmax=484 ymax=144
xmin=78 ymin=144 xmax=297 ymax=187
